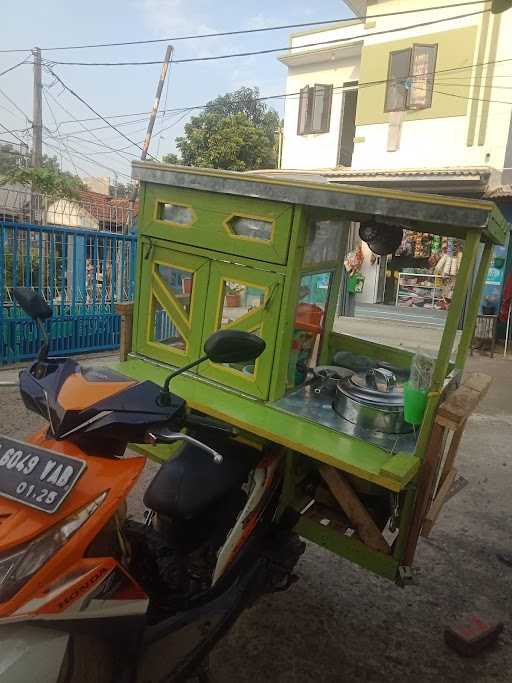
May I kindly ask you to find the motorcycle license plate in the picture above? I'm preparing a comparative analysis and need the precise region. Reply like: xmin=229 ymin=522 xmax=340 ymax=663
xmin=0 ymin=436 xmax=86 ymax=514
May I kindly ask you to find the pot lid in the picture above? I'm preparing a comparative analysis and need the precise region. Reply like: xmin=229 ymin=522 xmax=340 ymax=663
xmin=337 ymin=374 xmax=404 ymax=407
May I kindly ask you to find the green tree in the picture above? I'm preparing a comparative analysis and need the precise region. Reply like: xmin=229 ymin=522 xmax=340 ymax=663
xmin=0 ymin=144 xmax=22 ymax=175
xmin=167 ymin=87 xmax=280 ymax=171
xmin=0 ymin=165 xmax=85 ymax=201
xmin=162 ymin=152 xmax=180 ymax=165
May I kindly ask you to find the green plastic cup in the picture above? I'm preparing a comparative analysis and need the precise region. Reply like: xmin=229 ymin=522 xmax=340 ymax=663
xmin=403 ymin=383 xmax=428 ymax=425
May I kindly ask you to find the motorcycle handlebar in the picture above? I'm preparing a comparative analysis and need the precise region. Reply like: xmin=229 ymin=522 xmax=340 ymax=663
xmin=145 ymin=430 xmax=223 ymax=464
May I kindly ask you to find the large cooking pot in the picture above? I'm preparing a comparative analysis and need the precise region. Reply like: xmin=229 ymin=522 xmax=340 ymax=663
xmin=333 ymin=368 xmax=412 ymax=434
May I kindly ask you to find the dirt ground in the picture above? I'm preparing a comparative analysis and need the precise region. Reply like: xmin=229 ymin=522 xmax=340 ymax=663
xmin=1 ymin=353 xmax=511 ymax=681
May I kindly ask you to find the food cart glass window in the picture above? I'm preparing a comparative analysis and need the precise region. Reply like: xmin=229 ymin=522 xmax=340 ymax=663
xmin=156 ymin=264 xmax=193 ymax=318
xmin=151 ymin=300 xmax=186 ymax=351
xmin=227 ymin=216 xmax=273 ymax=242
xmin=219 ymin=281 xmax=266 ymax=376
xmin=158 ymin=202 xmax=194 ymax=225
xmin=288 ymin=272 xmax=333 ymax=387
xmin=304 ymin=219 xmax=344 ymax=264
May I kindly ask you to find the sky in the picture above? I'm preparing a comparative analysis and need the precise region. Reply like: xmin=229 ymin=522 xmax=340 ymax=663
xmin=0 ymin=0 xmax=352 ymax=184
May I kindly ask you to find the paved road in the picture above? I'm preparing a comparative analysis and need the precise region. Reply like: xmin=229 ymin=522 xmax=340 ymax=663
xmin=1 ymin=354 xmax=511 ymax=681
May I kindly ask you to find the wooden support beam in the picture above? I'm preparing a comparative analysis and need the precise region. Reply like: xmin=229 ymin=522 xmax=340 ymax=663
xmin=403 ymin=372 xmax=491 ymax=565
xmin=436 ymin=373 xmax=491 ymax=430
xmin=403 ymin=421 xmax=445 ymax=566
xmin=319 ymin=465 xmax=390 ymax=555
xmin=421 ymin=468 xmax=458 ymax=537
xmin=116 ymin=302 xmax=134 ymax=362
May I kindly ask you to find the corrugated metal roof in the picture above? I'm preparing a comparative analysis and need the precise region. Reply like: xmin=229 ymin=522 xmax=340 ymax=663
xmin=323 ymin=166 xmax=490 ymax=178
xmin=253 ymin=166 xmax=490 ymax=179
xmin=486 ymin=184 xmax=512 ymax=198
xmin=133 ymin=161 xmax=507 ymax=245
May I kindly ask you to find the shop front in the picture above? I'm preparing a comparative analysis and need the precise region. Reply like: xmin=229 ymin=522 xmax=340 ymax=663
xmin=347 ymin=229 xmax=465 ymax=324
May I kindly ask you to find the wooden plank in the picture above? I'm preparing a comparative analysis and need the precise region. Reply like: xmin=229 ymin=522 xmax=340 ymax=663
xmin=438 ymin=421 xmax=466 ymax=489
xmin=403 ymin=421 xmax=445 ymax=566
xmin=116 ymin=302 xmax=134 ymax=362
xmin=421 ymin=468 xmax=458 ymax=537
xmin=319 ymin=465 xmax=390 ymax=555
xmin=436 ymin=373 xmax=491 ymax=429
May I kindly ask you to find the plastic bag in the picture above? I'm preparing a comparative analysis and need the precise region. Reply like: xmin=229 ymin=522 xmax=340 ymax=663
xmin=409 ymin=350 xmax=435 ymax=391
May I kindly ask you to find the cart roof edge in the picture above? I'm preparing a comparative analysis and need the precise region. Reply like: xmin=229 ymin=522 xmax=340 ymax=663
xmin=132 ymin=161 xmax=507 ymax=245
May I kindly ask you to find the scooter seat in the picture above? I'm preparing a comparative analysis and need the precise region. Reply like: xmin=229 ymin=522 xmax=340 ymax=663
xmin=143 ymin=440 xmax=258 ymax=520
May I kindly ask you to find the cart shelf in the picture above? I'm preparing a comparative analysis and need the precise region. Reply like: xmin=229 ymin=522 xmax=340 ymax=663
xmin=118 ymin=355 xmax=420 ymax=492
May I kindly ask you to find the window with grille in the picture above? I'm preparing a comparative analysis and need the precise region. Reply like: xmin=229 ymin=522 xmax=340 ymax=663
xmin=384 ymin=44 xmax=437 ymax=112
xmin=297 ymin=84 xmax=333 ymax=135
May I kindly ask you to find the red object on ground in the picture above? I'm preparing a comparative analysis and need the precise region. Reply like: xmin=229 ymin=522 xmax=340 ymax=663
xmin=499 ymin=273 xmax=512 ymax=322
xmin=444 ymin=613 xmax=504 ymax=656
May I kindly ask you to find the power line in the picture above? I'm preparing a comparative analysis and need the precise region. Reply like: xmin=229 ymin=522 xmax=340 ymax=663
xmin=42 ymin=9 xmax=489 ymax=67
xmin=43 ymin=136 xmax=132 ymax=179
xmin=42 ymin=137 xmax=119 ymax=179
xmin=43 ymin=66 xmax=159 ymax=162
xmin=42 ymin=88 xmax=80 ymax=175
xmin=37 ymin=55 xmax=512 ymax=151
xmin=43 ymin=58 xmax=512 ymax=129
xmin=43 ymin=83 xmax=137 ymax=163
xmin=0 ymin=57 xmax=30 ymax=78
xmin=66 ymin=110 xmax=190 ymax=155
xmin=0 ymin=87 xmax=31 ymax=123
xmin=0 ymin=121 xmax=27 ymax=146
xmin=0 ymin=2 xmax=489 ymax=54
xmin=433 ymin=87 xmax=512 ymax=106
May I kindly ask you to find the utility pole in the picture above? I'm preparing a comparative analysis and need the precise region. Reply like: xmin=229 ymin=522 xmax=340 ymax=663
xmin=31 ymin=47 xmax=43 ymax=168
xmin=140 ymin=45 xmax=174 ymax=161
xmin=127 ymin=44 xmax=173 ymax=233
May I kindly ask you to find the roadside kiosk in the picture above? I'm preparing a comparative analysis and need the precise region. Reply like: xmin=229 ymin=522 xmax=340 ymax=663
xmin=119 ymin=161 xmax=506 ymax=582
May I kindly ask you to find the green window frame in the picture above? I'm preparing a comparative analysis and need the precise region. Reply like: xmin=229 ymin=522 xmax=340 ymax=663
xmin=137 ymin=243 xmax=210 ymax=369
xmin=198 ymin=262 xmax=284 ymax=400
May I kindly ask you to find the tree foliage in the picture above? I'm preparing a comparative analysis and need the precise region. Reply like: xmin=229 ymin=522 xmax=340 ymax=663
xmin=0 ymin=165 xmax=85 ymax=200
xmin=163 ymin=87 xmax=281 ymax=171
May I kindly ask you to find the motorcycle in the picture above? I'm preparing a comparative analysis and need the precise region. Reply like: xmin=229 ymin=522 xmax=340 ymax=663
xmin=0 ymin=288 xmax=305 ymax=682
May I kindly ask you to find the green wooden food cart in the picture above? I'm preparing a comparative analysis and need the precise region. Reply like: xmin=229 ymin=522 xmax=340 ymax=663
xmin=118 ymin=161 xmax=506 ymax=583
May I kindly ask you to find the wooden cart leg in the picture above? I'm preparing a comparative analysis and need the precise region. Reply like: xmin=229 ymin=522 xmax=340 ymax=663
xmin=403 ymin=421 xmax=445 ymax=566
xmin=319 ymin=465 xmax=390 ymax=555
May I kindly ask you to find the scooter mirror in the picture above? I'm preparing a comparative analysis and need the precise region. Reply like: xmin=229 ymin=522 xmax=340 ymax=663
xmin=159 ymin=330 xmax=266 ymax=406
xmin=204 ymin=330 xmax=266 ymax=364
xmin=13 ymin=287 xmax=52 ymax=321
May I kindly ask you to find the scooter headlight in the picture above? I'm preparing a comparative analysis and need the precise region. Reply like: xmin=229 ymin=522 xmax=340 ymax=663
xmin=0 ymin=491 xmax=107 ymax=603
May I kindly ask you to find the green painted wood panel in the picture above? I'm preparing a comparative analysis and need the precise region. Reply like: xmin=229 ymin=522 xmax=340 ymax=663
xmin=294 ymin=515 xmax=399 ymax=581
xmin=356 ymin=25 xmax=478 ymax=126
xmin=136 ymin=240 xmax=210 ymax=368
xmin=116 ymin=358 xmax=420 ymax=491
xmin=139 ymin=184 xmax=294 ymax=265
xmin=198 ymin=261 xmax=284 ymax=400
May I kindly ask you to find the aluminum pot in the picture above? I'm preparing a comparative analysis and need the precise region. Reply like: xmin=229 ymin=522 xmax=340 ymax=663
xmin=333 ymin=373 xmax=412 ymax=435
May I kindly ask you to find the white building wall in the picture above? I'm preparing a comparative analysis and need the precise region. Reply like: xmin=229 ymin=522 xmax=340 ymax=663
xmin=281 ymin=57 xmax=360 ymax=170
xmin=353 ymin=118 xmax=488 ymax=170
xmin=280 ymin=0 xmax=512 ymax=176
xmin=351 ymin=0 xmax=512 ymax=172
xmin=46 ymin=200 xmax=99 ymax=230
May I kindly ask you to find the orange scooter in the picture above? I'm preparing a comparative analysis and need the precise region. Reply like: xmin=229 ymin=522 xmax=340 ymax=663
xmin=0 ymin=288 xmax=304 ymax=682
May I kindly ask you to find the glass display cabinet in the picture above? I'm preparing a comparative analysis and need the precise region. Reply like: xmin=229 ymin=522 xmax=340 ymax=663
xmin=119 ymin=162 xmax=506 ymax=583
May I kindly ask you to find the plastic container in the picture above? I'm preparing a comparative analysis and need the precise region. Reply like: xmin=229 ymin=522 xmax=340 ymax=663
xmin=403 ymin=382 xmax=428 ymax=425
xmin=294 ymin=303 xmax=323 ymax=333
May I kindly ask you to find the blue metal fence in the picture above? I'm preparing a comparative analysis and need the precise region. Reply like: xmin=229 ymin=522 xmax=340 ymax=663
xmin=0 ymin=221 xmax=136 ymax=363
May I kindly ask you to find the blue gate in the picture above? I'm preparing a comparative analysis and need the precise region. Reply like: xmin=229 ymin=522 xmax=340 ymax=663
xmin=0 ymin=221 xmax=136 ymax=364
